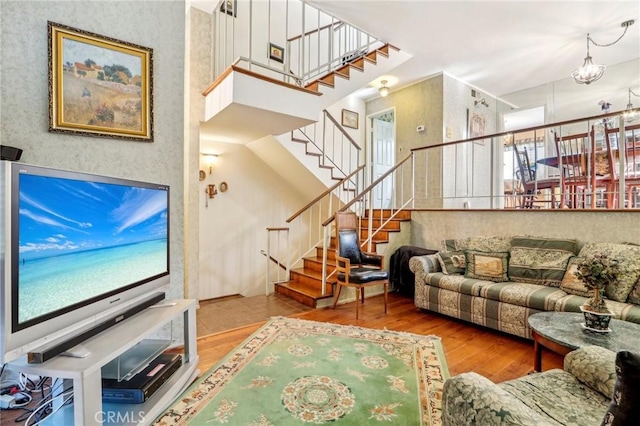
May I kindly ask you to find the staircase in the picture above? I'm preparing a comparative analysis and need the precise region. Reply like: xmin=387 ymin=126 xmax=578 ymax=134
xmin=202 ymin=43 xmax=410 ymax=147
xmin=274 ymin=209 xmax=412 ymax=307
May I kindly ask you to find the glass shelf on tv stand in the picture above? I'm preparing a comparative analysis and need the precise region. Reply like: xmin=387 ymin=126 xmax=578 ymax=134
xmin=101 ymin=338 xmax=172 ymax=381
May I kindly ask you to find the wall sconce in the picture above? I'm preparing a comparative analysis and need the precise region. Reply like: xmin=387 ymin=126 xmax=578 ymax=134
xmin=201 ymin=153 xmax=218 ymax=174
xmin=378 ymin=80 xmax=390 ymax=97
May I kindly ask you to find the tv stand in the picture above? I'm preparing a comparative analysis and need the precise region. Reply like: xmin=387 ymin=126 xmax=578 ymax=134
xmin=7 ymin=299 xmax=199 ymax=425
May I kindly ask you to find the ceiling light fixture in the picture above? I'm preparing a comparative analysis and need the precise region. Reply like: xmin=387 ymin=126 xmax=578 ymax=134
xmin=379 ymin=80 xmax=389 ymax=97
xmin=624 ymin=88 xmax=640 ymax=123
xmin=572 ymin=19 xmax=635 ymax=85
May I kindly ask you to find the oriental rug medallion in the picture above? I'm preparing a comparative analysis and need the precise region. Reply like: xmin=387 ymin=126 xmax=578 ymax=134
xmin=155 ymin=317 xmax=449 ymax=425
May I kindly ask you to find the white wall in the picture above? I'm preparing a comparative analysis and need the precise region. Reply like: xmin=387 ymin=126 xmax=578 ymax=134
xmin=197 ymin=141 xmax=309 ymax=299
xmin=366 ymin=75 xmax=445 ymax=208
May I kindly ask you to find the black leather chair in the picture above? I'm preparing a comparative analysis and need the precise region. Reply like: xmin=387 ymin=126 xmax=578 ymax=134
xmin=332 ymin=212 xmax=388 ymax=319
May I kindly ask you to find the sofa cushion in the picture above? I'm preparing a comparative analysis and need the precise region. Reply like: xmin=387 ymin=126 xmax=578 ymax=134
xmin=560 ymin=257 xmax=592 ymax=297
xmin=442 ymin=372 xmax=552 ymax=426
xmin=508 ymin=236 xmax=578 ymax=287
xmin=601 ymin=350 xmax=640 ymax=426
xmin=442 ymin=236 xmax=511 ymax=253
xmin=436 ymin=251 xmax=466 ymax=275
xmin=578 ymin=242 xmax=640 ymax=303
xmin=500 ymin=369 xmax=609 ymax=426
xmin=464 ymin=250 xmax=509 ymax=282
xmin=423 ymin=272 xmax=485 ymax=296
xmin=565 ymin=345 xmax=617 ymax=399
xmin=479 ymin=282 xmax=566 ymax=311
xmin=554 ymin=295 xmax=640 ymax=324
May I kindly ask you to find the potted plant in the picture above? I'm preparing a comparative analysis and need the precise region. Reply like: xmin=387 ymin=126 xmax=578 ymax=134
xmin=574 ymin=253 xmax=620 ymax=332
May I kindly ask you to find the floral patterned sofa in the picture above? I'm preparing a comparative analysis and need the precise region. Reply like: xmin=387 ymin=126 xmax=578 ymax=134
xmin=442 ymin=345 xmax=616 ymax=425
xmin=408 ymin=236 xmax=640 ymax=339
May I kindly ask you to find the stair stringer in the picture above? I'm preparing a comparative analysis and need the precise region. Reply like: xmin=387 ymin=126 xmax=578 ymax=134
xmin=308 ymin=47 xmax=413 ymax=106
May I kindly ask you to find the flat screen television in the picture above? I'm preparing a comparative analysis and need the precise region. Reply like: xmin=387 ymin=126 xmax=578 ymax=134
xmin=0 ymin=161 xmax=170 ymax=364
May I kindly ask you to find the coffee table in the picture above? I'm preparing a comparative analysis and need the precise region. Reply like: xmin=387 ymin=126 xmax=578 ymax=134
xmin=527 ymin=311 xmax=640 ymax=372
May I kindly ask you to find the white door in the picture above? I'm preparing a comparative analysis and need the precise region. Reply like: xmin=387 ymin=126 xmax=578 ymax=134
xmin=372 ymin=116 xmax=395 ymax=208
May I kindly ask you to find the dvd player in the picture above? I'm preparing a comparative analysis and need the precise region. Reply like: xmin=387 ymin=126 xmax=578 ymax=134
xmin=102 ymin=353 xmax=182 ymax=404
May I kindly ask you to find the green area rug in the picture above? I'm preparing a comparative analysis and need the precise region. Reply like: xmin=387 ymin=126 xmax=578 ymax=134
xmin=156 ymin=317 xmax=449 ymax=425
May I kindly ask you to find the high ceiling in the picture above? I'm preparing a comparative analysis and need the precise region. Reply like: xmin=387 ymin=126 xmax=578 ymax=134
xmin=192 ymin=0 xmax=640 ymax=119
xmin=308 ymin=0 xmax=639 ymax=103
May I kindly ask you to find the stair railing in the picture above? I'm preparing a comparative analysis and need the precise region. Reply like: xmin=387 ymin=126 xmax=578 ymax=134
xmin=265 ymin=165 xmax=366 ymax=295
xmin=292 ymin=109 xmax=361 ymax=181
xmin=213 ymin=0 xmax=383 ymax=88
xmin=286 ymin=12 xmax=383 ymax=84
xmin=321 ymin=153 xmax=416 ymax=255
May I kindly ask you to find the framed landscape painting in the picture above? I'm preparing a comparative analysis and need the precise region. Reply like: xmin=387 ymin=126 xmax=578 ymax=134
xmin=467 ymin=109 xmax=486 ymax=145
xmin=341 ymin=109 xmax=358 ymax=129
xmin=48 ymin=22 xmax=154 ymax=142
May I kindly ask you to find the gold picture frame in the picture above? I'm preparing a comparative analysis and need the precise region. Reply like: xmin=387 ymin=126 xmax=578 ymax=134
xmin=341 ymin=109 xmax=358 ymax=129
xmin=48 ymin=21 xmax=154 ymax=142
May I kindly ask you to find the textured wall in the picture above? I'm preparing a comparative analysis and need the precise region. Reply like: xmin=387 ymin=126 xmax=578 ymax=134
xmin=184 ymin=7 xmax=214 ymax=299
xmin=0 ymin=2 xmax=187 ymax=301
xmin=410 ymin=210 xmax=640 ymax=250
xmin=366 ymin=75 xmax=444 ymax=208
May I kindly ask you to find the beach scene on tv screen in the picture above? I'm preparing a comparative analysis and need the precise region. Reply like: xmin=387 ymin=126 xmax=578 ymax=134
xmin=18 ymin=174 xmax=168 ymax=325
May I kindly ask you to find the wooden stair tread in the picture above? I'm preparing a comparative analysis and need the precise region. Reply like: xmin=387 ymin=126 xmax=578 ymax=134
xmin=363 ymin=209 xmax=412 ymax=220
xmin=277 ymin=281 xmax=333 ymax=296
xmin=335 ymin=65 xmax=351 ymax=78
xmin=291 ymin=267 xmax=337 ymax=282
xmin=350 ymin=57 xmax=365 ymax=71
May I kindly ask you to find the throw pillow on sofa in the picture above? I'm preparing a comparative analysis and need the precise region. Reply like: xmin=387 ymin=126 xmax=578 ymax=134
xmin=508 ymin=236 xmax=578 ymax=287
xmin=579 ymin=242 xmax=640 ymax=303
xmin=464 ymin=250 xmax=509 ymax=282
xmin=560 ymin=257 xmax=592 ymax=297
xmin=436 ymin=251 xmax=466 ymax=275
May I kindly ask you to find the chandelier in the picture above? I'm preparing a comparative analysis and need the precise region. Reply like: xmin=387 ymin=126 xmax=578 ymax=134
xmin=624 ymin=88 xmax=640 ymax=123
xmin=572 ymin=20 xmax=635 ymax=85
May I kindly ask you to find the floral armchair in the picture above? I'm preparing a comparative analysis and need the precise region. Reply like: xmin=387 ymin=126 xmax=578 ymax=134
xmin=442 ymin=345 xmax=616 ymax=425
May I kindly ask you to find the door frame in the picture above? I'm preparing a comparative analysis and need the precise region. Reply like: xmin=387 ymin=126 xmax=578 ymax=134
xmin=366 ymin=107 xmax=396 ymax=187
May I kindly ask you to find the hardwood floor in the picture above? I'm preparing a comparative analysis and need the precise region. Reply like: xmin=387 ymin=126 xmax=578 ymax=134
xmin=196 ymin=292 xmax=564 ymax=383
xmin=0 ymin=294 xmax=563 ymax=424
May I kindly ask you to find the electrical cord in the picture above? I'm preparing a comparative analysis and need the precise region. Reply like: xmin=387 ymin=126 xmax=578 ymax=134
xmin=24 ymin=388 xmax=74 ymax=426
xmin=0 ymin=365 xmax=61 ymax=425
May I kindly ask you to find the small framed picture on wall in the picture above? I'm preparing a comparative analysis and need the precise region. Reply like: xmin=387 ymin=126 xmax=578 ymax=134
xmin=269 ymin=43 xmax=284 ymax=63
xmin=467 ymin=109 xmax=486 ymax=145
xmin=341 ymin=109 xmax=358 ymax=129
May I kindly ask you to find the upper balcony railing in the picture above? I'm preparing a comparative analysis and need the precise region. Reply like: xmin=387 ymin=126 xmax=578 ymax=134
xmin=213 ymin=0 xmax=384 ymax=87
xmin=411 ymin=108 xmax=640 ymax=210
